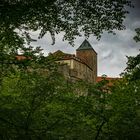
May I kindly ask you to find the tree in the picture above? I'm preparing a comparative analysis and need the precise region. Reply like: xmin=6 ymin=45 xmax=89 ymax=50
xmin=0 ymin=0 xmax=133 ymax=46
xmin=87 ymin=77 xmax=112 ymax=140
xmin=122 ymin=27 xmax=140 ymax=81
xmin=105 ymin=31 xmax=140 ymax=139
xmin=0 ymin=67 xmax=66 ymax=139
xmin=0 ymin=61 xmax=110 ymax=139
xmin=122 ymin=53 xmax=140 ymax=81
xmin=133 ymin=28 xmax=140 ymax=42
xmin=107 ymin=79 xmax=140 ymax=140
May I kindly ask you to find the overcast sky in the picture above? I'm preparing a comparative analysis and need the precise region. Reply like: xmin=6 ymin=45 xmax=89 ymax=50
xmin=32 ymin=0 xmax=140 ymax=77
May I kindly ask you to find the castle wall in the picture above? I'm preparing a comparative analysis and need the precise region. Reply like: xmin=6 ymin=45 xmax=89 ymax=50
xmin=56 ymin=58 xmax=94 ymax=83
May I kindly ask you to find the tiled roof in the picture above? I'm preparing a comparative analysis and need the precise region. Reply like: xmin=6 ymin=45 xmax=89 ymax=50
xmin=15 ymin=55 xmax=31 ymax=60
xmin=96 ymin=76 xmax=121 ymax=86
xmin=16 ymin=55 xmax=27 ymax=60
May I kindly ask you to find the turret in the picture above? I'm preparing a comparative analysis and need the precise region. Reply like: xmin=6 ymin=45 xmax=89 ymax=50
xmin=76 ymin=40 xmax=97 ymax=83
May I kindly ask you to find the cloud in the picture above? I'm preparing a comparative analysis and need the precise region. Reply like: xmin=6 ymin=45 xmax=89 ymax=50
xmin=30 ymin=0 xmax=140 ymax=77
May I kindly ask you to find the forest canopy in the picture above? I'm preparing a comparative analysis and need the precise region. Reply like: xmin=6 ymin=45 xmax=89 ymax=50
xmin=0 ymin=0 xmax=133 ymax=46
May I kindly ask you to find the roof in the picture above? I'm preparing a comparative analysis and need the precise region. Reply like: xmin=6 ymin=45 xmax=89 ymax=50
xmin=52 ymin=50 xmax=75 ymax=59
xmin=53 ymin=50 xmax=93 ymax=70
xmin=15 ymin=55 xmax=31 ymax=60
xmin=53 ymin=50 xmax=65 ymax=55
xmin=96 ymin=76 xmax=121 ymax=86
xmin=16 ymin=55 xmax=26 ymax=60
xmin=76 ymin=39 xmax=96 ymax=52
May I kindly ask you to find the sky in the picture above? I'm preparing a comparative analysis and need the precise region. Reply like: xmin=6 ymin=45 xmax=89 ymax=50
xmin=32 ymin=0 xmax=140 ymax=77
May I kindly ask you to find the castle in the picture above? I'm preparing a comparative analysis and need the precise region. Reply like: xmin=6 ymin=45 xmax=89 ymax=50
xmin=16 ymin=39 xmax=118 ymax=84
xmin=53 ymin=40 xmax=97 ymax=83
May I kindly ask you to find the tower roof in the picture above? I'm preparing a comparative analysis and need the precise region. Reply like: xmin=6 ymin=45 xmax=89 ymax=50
xmin=76 ymin=39 xmax=94 ymax=51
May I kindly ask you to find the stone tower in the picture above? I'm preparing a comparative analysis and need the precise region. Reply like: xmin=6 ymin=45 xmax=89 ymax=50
xmin=76 ymin=40 xmax=97 ymax=83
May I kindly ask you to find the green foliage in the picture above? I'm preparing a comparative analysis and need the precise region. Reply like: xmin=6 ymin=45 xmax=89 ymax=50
xmin=108 ymin=79 xmax=140 ymax=140
xmin=0 ymin=67 xmax=102 ymax=139
xmin=122 ymin=54 xmax=140 ymax=81
xmin=133 ymin=28 xmax=140 ymax=42
xmin=121 ymin=28 xmax=140 ymax=81
xmin=1 ymin=51 xmax=140 ymax=139
xmin=0 ymin=0 xmax=133 ymax=46
xmin=106 ymin=32 xmax=140 ymax=139
xmin=0 ymin=63 xmax=66 ymax=139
